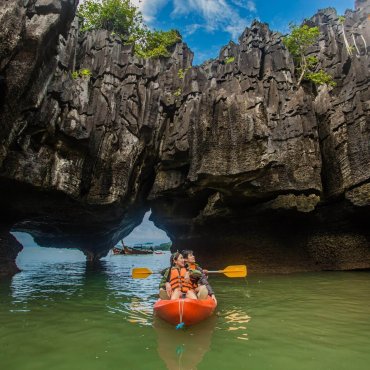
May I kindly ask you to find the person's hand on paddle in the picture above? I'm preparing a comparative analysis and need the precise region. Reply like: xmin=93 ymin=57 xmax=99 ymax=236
xmin=211 ymin=294 xmax=217 ymax=304
xmin=165 ymin=282 xmax=172 ymax=297
xmin=203 ymin=269 xmax=209 ymax=275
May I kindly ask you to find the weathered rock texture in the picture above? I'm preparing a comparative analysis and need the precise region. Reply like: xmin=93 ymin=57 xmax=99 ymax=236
xmin=150 ymin=2 xmax=370 ymax=272
xmin=0 ymin=0 xmax=369 ymax=275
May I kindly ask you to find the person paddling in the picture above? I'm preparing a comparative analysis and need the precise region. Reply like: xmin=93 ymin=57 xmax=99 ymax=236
xmin=182 ymin=250 xmax=217 ymax=304
xmin=165 ymin=252 xmax=198 ymax=300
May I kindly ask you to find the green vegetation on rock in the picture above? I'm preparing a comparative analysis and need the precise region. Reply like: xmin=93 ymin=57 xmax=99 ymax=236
xmin=177 ymin=67 xmax=191 ymax=80
xmin=173 ymin=88 xmax=182 ymax=97
xmin=72 ymin=68 xmax=92 ymax=79
xmin=78 ymin=0 xmax=142 ymax=36
xmin=134 ymin=29 xmax=181 ymax=58
xmin=225 ymin=56 xmax=235 ymax=64
xmin=283 ymin=24 xmax=336 ymax=87
xmin=78 ymin=0 xmax=181 ymax=58
xmin=306 ymin=70 xmax=336 ymax=87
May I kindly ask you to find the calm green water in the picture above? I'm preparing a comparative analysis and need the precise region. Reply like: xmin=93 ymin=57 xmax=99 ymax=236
xmin=1 ymin=250 xmax=370 ymax=370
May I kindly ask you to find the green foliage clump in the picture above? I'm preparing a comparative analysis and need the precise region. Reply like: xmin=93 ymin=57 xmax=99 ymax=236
xmin=134 ymin=29 xmax=181 ymax=58
xmin=225 ymin=56 xmax=235 ymax=64
xmin=78 ymin=0 xmax=181 ymax=59
xmin=338 ymin=15 xmax=346 ymax=24
xmin=283 ymin=24 xmax=320 ymax=58
xmin=306 ymin=70 xmax=336 ymax=87
xmin=177 ymin=67 xmax=191 ymax=80
xmin=283 ymin=24 xmax=335 ymax=87
xmin=72 ymin=68 xmax=92 ymax=80
xmin=78 ymin=0 xmax=142 ymax=36
xmin=173 ymin=88 xmax=182 ymax=97
xmin=306 ymin=55 xmax=318 ymax=67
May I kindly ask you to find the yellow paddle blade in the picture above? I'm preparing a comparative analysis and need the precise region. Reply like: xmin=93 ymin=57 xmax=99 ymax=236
xmin=220 ymin=265 xmax=247 ymax=278
xmin=132 ymin=267 xmax=153 ymax=279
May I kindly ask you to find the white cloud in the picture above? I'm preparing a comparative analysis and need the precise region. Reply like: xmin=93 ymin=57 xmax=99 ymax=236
xmin=184 ymin=23 xmax=203 ymax=36
xmin=231 ymin=0 xmax=257 ymax=12
xmin=247 ymin=1 xmax=257 ymax=12
xmin=226 ymin=18 xmax=250 ymax=39
xmin=130 ymin=0 xmax=169 ymax=23
xmin=172 ymin=0 xmax=250 ymax=39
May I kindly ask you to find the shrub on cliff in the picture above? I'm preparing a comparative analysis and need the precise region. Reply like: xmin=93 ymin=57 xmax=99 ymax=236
xmin=78 ymin=0 xmax=181 ymax=58
xmin=283 ymin=24 xmax=336 ymax=87
xmin=71 ymin=68 xmax=92 ymax=79
xmin=78 ymin=0 xmax=142 ymax=36
xmin=134 ymin=29 xmax=181 ymax=58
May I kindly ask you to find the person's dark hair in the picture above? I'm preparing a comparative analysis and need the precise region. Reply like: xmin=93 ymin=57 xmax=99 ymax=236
xmin=170 ymin=251 xmax=181 ymax=266
xmin=181 ymin=250 xmax=193 ymax=259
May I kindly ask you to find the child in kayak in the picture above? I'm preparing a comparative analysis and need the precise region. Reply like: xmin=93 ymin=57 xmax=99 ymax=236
xmin=159 ymin=252 xmax=200 ymax=300
xmin=182 ymin=249 xmax=217 ymax=304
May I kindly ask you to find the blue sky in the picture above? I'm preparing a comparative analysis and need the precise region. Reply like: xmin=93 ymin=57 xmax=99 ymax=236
xmin=122 ymin=212 xmax=170 ymax=246
xmin=128 ymin=0 xmax=354 ymax=64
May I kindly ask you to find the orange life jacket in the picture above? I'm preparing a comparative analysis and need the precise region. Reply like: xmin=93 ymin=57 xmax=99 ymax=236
xmin=169 ymin=267 xmax=195 ymax=293
xmin=188 ymin=263 xmax=196 ymax=270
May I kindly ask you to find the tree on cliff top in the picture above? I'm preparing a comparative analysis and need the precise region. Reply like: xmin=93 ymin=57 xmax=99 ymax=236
xmin=283 ymin=24 xmax=336 ymax=87
xmin=78 ymin=0 xmax=181 ymax=58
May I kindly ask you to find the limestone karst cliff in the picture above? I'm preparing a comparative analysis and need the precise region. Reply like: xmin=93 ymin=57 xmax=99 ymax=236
xmin=0 ymin=0 xmax=369 ymax=275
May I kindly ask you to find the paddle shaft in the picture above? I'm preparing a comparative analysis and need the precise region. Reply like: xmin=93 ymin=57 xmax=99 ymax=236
xmin=132 ymin=264 xmax=247 ymax=278
xmin=206 ymin=270 xmax=223 ymax=274
xmin=206 ymin=270 xmax=244 ymax=274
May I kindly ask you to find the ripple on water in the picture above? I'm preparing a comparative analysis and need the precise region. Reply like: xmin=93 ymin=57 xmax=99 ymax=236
xmin=216 ymin=307 xmax=251 ymax=342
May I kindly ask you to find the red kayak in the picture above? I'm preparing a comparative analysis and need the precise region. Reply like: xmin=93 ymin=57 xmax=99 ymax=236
xmin=153 ymin=297 xmax=217 ymax=326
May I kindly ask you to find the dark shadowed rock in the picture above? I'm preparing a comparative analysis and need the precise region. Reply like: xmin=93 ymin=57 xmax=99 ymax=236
xmin=0 ymin=225 xmax=22 ymax=276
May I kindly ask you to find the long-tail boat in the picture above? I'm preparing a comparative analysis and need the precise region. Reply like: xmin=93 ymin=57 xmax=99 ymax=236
xmin=112 ymin=247 xmax=125 ymax=255
xmin=123 ymin=246 xmax=153 ymax=255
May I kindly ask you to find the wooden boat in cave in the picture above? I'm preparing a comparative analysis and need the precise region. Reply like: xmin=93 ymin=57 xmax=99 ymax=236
xmin=123 ymin=246 xmax=153 ymax=255
xmin=112 ymin=241 xmax=154 ymax=255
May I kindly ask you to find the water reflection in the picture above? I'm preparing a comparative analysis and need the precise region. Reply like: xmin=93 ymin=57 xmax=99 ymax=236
xmin=221 ymin=308 xmax=251 ymax=341
xmin=103 ymin=254 xmax=162 ymax=326
xmin=9 ymin=262 xmax=85 ymax=312
xmin=154 ymin=316 xmax=216 ymax=370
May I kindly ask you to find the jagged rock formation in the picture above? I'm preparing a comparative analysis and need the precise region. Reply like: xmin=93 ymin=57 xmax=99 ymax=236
xmin=0 ymin=0 xmax=193 ymax=271
xmin=0 ymin=0 xmax=369 ymax=275
xmin=150 ymin=3 xmax=370 ymax=271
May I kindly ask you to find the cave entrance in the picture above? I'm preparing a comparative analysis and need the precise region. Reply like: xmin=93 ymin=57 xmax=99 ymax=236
xmin=12 ymin=231 xmax=86 ymax=269
xmin=11 ymin=210 xmax=172 ymax=269
xmin=111 ymin=211 xmax=171 ymax=253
